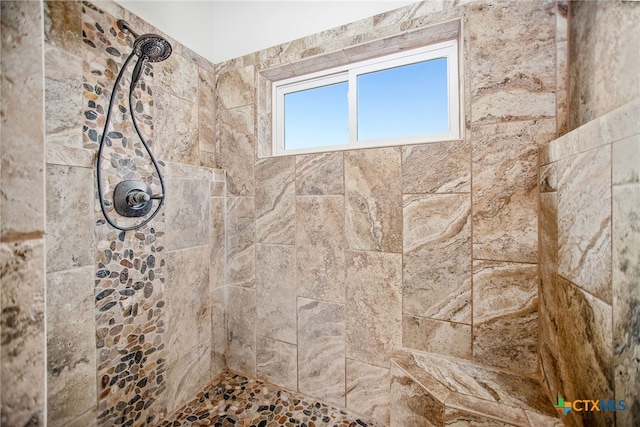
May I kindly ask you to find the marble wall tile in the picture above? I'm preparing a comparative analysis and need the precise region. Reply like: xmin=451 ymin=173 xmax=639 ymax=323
xmin=256 ymin=336 xmax=297 ymax=391
xmin=1 ymin=1 xmax=46 ymax=240
xmin=444 ymin=408 xmax=520 ymax=427
xmin=210 ymin=197 xmax=226 ymax=289
xmin=390 ymin=362 xmax=444 ymax=427
xmin=402 ymin=316 xmax=471 ymax=359
xmin=45 ymin=46 xmax=83 ymax=147
xmin=255 ymin=157 xmax=295 ymax=244
xmin=403 ymin=194 xmax=471 ymax=323
xmin=210 ymin=286 xmax=226 ymax=376
xmin=296 ymin=196 xmax=346 ymax=303
xmin=472 ymin=260 xmax=538 ymax=374
xmin=46 ymin=145 xmax=94 ymax=168
xmin=226 ymin=197 xmax=256 ymax=287
xmin=227 ymin=287 xmax=257 ymax=376
xmin=346 ymin=359 xmax=391 ymax=425
xmin=345 ymin=148 xmax=402 ymax=253
xmin=216 ymin=65 xmax=255 ymax=110
xmin=298 ymin=298 xmax=346 ymax=406
xmin=557 ymin=145 xmax=612 ymax=303
xmin=0 ymin=239 xmax=45 ymax=426
xmin=539 ymin=162 xmax=557 ymax=193
xmin=44 ymin=0 xmax=83 ymax=55
xmin=154 ymin=89 xmax=199 ymax=165
xmin=467 ymin=1 xmax=555 ymax=124
xmin=46 ymin=266 xmax=96 ymax=427
xmin=199 ymin=67 xmax=216 ymax=155
xmin=296 ymin=152 xmax=344 ymax=195
xmin=165 ymin=343 xmax=212 ymax=414
xmin=216 ymin=105 xmax=255 ymax=196
xmin=472 ymin=119 xmax=556 ymax=263
xmin=166 ymin=246 xmax=211 ymax=362
xmin=256 ymin=244 xmax=297 ymax=344
xmin=46 ymin=165 xmax=94 ymax=272
xmin=156 ymin=49 xmax=199 ymax=102
xmin=165 ymin=177 xmax=210 ymax=251
xmin=402 ymin=140 xmax=471 ymax=194
xmin=557 ymin=276 xmax=613 ymax=427
xmin=612 ymin=184 xmax=640 ymax=427
xmin=539 ymin=192 xmax=558 ymax=358
xmin=612 ymin=134 xmax=640 ymax=186
xmin=345 ymin=251 xmax=402 ymax=367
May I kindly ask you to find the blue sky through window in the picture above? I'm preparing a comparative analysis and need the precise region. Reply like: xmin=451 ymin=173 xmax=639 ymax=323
xmin=284 ymin=81 xmax=348 ymax=150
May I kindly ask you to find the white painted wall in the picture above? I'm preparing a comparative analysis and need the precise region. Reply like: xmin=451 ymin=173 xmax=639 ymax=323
xmin=114 ymin=0 xmax=415 ymax=63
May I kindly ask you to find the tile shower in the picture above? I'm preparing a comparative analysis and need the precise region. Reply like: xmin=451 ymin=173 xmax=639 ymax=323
xmin=1 ymin=1 xmax=638 ymax=427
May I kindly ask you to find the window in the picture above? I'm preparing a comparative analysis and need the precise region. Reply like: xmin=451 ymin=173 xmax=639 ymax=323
xmin=273 ymin=40 xmax=459 ymax=156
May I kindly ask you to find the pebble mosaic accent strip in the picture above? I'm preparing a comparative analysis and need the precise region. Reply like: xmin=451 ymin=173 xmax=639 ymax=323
xmin=161 ymin=371 xmax=385 ymax=427
xmin=82 ymin=2 xmax=167 ymax=426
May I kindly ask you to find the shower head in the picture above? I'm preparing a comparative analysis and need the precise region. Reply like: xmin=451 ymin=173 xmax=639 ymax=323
xmin=133 ymin=34 xmax=172 ymax=63
xmin=130 ymin=34 xmax=172 ymax=90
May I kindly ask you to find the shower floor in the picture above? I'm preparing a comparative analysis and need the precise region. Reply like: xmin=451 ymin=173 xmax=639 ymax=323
xmin=160 ymin=371 xmax=385 ymax=427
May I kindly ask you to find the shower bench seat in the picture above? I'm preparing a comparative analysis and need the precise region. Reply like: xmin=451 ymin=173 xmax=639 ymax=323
xmin=390 ymin=350 xmax=563 ymax=426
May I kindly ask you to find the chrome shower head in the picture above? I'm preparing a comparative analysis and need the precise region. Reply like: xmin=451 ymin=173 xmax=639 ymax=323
xmin=133 ymin=34 xmax=172 ymax=63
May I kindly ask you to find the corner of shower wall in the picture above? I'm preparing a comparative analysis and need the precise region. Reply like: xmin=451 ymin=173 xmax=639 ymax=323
xmin=42 ymin=0 xmax=225 ymax=425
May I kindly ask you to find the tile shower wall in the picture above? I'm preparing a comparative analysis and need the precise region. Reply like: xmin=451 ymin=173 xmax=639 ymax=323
xmin=1 ymin=2 xmax=47 ymax=425
xmin=216 ymin=1 xmax=559 ymax=424
xmin=43 ymin=1 xmax=222 ymax=425
xmin=538 ymin=3 xmax=640 ymax=426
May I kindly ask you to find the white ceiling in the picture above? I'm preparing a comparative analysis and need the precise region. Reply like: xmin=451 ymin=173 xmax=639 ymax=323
xmin=114 ymin=0 xmax=415 ymax=64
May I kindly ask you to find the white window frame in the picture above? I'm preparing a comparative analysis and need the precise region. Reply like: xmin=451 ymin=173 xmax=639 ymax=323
xmin=272 ymin=39 xmax=460 ymax=156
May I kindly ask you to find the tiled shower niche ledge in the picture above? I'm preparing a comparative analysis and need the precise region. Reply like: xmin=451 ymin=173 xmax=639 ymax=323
xmin=161 ymin=370 xmax=385 ymax=426
xmin=390 ymin=350 xmax=562 ymax=427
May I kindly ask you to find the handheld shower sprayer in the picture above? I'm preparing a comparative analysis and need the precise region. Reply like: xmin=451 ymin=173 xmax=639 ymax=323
xmin=96 ymin=20 xmax=173 ymax=231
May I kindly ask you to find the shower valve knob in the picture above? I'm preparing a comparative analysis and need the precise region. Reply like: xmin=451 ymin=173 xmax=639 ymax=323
xmin=114 ymin=180 xmax=155 ymax=217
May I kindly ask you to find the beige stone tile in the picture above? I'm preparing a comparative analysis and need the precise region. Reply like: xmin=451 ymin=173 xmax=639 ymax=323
xmin=216 ymin=105 xmax=255 ymax=196
xmin=227 ymin=286 xmax=256 ymax=376
xmin=612 ymin=134 xmax=640 ymax=186
xmin=298 ymin=298 xmax=345 ymax=406
xmin=539 ymin=192 xmax=558 ymax=357
xmin=166 ymin=246 xmax=211 ymax=362
xmin=557 ymin=276 xmax=614 ymax=427
xmin=46 ymin=165 xmax=94 ymax=272
xmin=390 ymin=362 xmax=445 ymax=427
xmin=165 ymin=176 xmax=210 ymax=251
xmin=210 ymin=197 xmax=225 ymax=289
xmin=472 ymin=260 xmax=538 ymax=375
xmin=444 ymin=407 xmax=522 ymax=427
xmin=44 ymin=0 xmax=83 ymax=55
xmin=216 ymin=65 xmax=255 ymax=110
xmin=63 ymin=409 xmax=98 ymax=427
xmin=296 ymin=152 xmax=344 ymax=195
xmin=255 ymin=157 xmax=295 ymax=244
xmin=599 ymin=99 xmax=640 ymax=148
xmin=210 ymin=286 xmax=226 ymax=376
xmin=403 ymin=194 xmax=471 ymax=323
xmin=402 ymin=140 xmax=471 ymax=194
xmin=45 ymin=46 xmax=83 ymax=147
xmin=156 ymin=48 xmax=199 ymax=101
xmin=556 ymin=40 xmax=569 ymax=138
xmin=1 ymin=1 xmax=46 ymax=240
xmin=154 ymin=89 xmax=199 ymax=165
xmin=165 ymin=343 xmax=212 ymax=414
xmin=346 ymin=359 xmax=391 ymax=425
xmin=445 ymin=393 xmax=531 ymax=427
xmin=345 ymin=148 xmax=402 ymax=253
xmin=296 ymin=195 xmax=345 ymax=303
xmin=538 ymin=342 xmax=559 ymax=407
xmin=557 ymin=145 xmax=612 ymax=303
xmin=0 ymin=239 xmax=45 ymax=426
xmin=345 ymin=251 xmax=402 ymax=367
xmin=402 ymin=316 xmax=471 ymax=359
xmin=472 ymin=119 xmax=555 ymax=263
xmin=256 ymin=336 xmax=297 ymax=391
xmin=612 ymin=184 xmax=640 ymax=427
xmin=46 ymin=145 xmax=94 ymax=168
xmin=226 ymin=197 xmax=255 ymax=287
xmin=256 ymin=244 xmax=296 ymax=344
xmin=524 ymin=411 xmax=563 ymax=427
xmin=539 ymin=162 xmax=557 ymax=193
xmin=467 ymin=1 xmax=555 ymax=124
xmin=199 ymin=67 xmax=216 ymax=154
xmin=47 ymin=267 xmax=96 ymax=427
